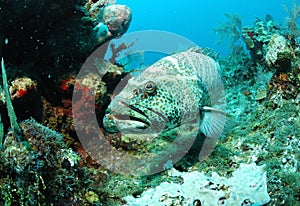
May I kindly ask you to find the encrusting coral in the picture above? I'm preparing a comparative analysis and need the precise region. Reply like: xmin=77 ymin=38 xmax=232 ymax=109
xmin=265 ymin=34 xmax=293 ymax=72
xmin=124 ymin=164 xmax=270 ymax=206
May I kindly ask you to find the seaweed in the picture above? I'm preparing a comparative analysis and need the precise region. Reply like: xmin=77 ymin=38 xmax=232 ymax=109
xmin=1 ymin=59 xmax=22 ymax=141
xmin=0 ymin=114 xmax=3 ymax=147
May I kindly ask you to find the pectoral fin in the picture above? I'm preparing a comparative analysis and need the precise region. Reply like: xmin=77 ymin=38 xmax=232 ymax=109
xmin=200 ymin=106 xmax=227 ymax=139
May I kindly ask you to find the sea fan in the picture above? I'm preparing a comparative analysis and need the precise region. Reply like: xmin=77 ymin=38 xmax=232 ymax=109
xmin=213 ymin=13 xmax=243 ymax=49
xmin=284 ymin=0 xmax=300 ymax=38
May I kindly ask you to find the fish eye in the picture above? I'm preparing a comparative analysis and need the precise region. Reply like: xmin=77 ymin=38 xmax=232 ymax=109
xmin=144 ymin=81 xmax=156 ymax=94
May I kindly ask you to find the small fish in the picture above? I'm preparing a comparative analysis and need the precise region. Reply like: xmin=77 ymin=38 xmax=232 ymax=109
xmin=103 ymin=47 xmax=226 ymax=141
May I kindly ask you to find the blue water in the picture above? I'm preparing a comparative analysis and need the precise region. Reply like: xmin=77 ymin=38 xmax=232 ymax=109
xmin=118 ymin=0 xmax=292 ymax=56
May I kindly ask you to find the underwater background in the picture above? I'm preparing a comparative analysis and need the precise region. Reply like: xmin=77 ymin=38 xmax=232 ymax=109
xmin=0 ymin=0 xmax=299 ymax=205
xmin=118 ymin=0 xmax=291 ymax=56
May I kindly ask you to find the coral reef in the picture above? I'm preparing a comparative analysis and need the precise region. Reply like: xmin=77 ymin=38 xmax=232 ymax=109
xmin=219 ymin=30 xmax=300 ymax=205
xmin=224 ymin=95 xmax=300 ymax=205
xmin=101 ymin=5 xmax=132 ymax=38
xmin=124 ymin=164 xmax=270 ymax=206
xmin=241 ymin=13 xmax=299 ymax=73
xmin=0 ymin=0 xmax=300 ymax=205
xmin=241 ymin=15 xmax=282 ymax=64
xmin=0 ymin=119 xmax=95 ymax=205
xmin=76 ymin=73 xmax=107 ymax=107
xmin=9 ymin=77 xmax=43 ymax=122
xmin=0 ymin=60 xmax=102 ymax=204
xmin=265 ymin=70 xmax=300 ymax=109
xmin=0 ymin=0 xmax=132 ymax=205
xmin=0 ymin=0 xmax=131 ymax=107
xmin=238 ymin=13 xmax=300 ymax=110
xmin=219 ymin=45 xmax=256 ymax=84
xmin=9 ymin=77 xmax=37 ymax=100
xmin=263 ymin=34 xmax=299 ymax=109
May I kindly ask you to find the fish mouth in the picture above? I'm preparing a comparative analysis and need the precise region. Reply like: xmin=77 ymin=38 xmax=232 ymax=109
xmin=112 ymin=113 xmax=151 ymax=129
xmin=112 ymin=101 xmax=151 ymax=129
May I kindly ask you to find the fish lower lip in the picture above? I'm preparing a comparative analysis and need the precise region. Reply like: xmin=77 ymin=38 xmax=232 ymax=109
xmin=129 ymin=116 xmax=151 ymax=127
xmin=118 ymin=101 xmax=151 ymax=125
xmin=112 ymin=114 xmax=150 ymax=128
xmin=120 ymin=101 xmax=149 ymax=118
xmin=120 ymin=101 xmax=167 ymax=125
xmin=113 ymin=113 xmax=130 ymax=120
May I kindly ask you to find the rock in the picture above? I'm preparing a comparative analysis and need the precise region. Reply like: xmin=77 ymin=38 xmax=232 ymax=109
xmin=255 ymin=86 xmax=267 ymax=101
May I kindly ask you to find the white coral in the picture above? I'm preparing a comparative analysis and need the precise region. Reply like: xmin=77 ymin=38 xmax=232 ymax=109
xmin=62 ymin=148 xmax=81 ymax=167
xmin=124 ymin=163 xmax=270 ymax=206
xmin=265 ymin=34 xmax=291 ymax=66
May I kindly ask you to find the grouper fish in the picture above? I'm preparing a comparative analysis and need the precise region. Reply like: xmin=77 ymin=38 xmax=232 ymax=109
xmin=103 ymin=47 xmax=226 ymax=141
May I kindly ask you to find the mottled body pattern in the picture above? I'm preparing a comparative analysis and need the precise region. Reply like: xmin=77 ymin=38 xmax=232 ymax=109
xmin=103 ymin=47 xmax=226 ymax=139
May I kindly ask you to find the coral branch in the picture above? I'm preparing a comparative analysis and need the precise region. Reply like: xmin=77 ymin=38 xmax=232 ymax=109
xmin=109 ymin=41 xmax=134 ymax=64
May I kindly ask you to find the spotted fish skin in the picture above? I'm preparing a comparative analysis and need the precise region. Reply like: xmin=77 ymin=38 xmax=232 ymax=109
xmin=103 ymin=47 xmax=226 ymax=138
